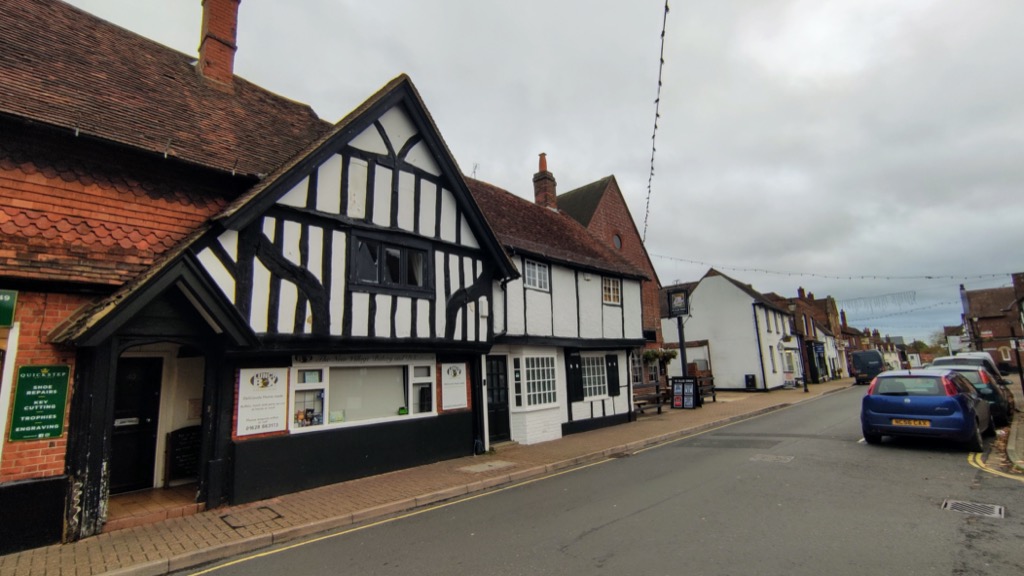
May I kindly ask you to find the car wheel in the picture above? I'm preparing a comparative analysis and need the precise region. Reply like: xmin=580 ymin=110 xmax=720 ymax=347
xmin=983 ymin=413 xmax=996 ymax=438
xmin=863 ymin=430 xmax=882 ymax=445
xmin=965 ymin=421 xmax=984 ymax=452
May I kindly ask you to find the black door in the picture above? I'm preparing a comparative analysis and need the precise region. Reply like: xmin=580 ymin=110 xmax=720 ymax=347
xmin=110 ymin=357 xmax=163 ymax=494
xmin=486 ymin=355 xmax=510 ymax=442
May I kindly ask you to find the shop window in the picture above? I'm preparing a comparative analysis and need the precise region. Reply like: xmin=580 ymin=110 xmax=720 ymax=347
xmin=582 ymin=356 xmax=608 ymax=397
xmin=290 ymin=361 xmax=435 ymax=431
xmin=602 ymin=277 xmax=621 ymax=305
xmin=351 ymin=234 xmax=430 ymax=294
xmin=525 ymin=260 xmax=550 ymax=292
xmin=524 ymin=356 xmax=557 ymax=406
xmin=293 ymin=389 xmax=324 ymax=427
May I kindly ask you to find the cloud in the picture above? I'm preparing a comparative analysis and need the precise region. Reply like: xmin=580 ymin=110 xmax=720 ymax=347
xmin=64 ymin=0 xmax=1024 ymax=341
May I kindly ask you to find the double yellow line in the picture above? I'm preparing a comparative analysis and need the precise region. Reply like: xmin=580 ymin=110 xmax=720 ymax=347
xmin=967 ymin=451 xmax=1024 ymax=483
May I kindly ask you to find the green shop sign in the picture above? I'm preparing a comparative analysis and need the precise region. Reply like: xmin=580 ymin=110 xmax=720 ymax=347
xmin=9 ymin=365 xmax=70 ymax=442
xmin=0 ymin=289 xmax=16 ymax=327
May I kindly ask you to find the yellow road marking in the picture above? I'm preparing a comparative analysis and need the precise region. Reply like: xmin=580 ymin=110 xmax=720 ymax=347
xmin=187 ymin=459 xmax=609 ymax=574
xmin=189 ymin=390 xmax=846 ymax=574
xmin=967 ymin=452 xmax=1024 ymax=483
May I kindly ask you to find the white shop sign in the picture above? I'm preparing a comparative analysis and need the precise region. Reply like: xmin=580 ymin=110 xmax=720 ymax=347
xmin=441 ymin=363 xmax=468 ymax=410
xmin=237 ymin=367 xmax=289 ymax=436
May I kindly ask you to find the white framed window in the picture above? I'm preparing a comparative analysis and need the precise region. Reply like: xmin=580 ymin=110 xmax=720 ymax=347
xmin=774 ymin=313 xmax=780 ymax=333
xmin=1000 ymin=347 xmax=1011 ymax=362
xmin=524 ymin=356 xmax=557 ymax=406
xmin=765 ymin=309 xmax=772 ymax=333
xmin=582 ymin=356 xmax=608 ymax=398
xmin=290 ymin=357 xmax=435 ymax=431
xmin=769 ymin=345 xmax=777 ymax=373
xmin=602 ymin=277 xmax=621 ymax=305
xmin=351 ymin=234 xmax=431 ymax=295
xmin=629 ymin=350 xmax=643 ymax=386
xmin=524 ymin=260 xmax=550 ymax=291
xmin=647 ymin=359 xmax=661 ymax=383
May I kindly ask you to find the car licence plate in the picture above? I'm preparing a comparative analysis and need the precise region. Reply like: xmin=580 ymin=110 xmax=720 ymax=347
xmin=892 ymin=419 xmax=930 ymax=427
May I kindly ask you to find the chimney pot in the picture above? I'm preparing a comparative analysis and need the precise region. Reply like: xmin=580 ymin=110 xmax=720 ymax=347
xmin=798 ymin=287 xmax=806 ymax=299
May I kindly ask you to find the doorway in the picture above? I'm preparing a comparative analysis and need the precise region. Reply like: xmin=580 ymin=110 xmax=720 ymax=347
xmin=486 ymin=355 xmax=510 ymax=442
xmin=110 ymin=357 xmax=163 ymax=494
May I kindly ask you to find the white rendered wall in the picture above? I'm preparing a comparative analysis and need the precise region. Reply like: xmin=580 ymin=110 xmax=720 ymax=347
xmin=551 ymin=267 xmax=578 ymax=337
xmin=662 ymin=275 xmax=764 ymax=390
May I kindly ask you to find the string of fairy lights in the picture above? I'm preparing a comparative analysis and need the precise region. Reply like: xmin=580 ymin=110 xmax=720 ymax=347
xmin=641 ymin=1 xmax=670 ymax=242
xmin=633 ymin=4 xmax=1007 ymax=336
xmin=651 ymin=253 xmax=1017 ymax=331
xmin=651 ymin=253 xmax=1013 ymax=283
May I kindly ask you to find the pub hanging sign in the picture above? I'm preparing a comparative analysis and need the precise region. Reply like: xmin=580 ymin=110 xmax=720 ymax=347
xmin=667 ymin=288 xmax=689 ymax=318
xmin=9 ymin=365 xmax=70 ymax=441
xmin=0 ymin=289 xmax=16 ymax=327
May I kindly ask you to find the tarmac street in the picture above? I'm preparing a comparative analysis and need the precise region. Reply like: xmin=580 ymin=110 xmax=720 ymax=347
xmin=175 ymin=386 xmax=1024 ymax=576
xmin=1 ymin=378 xmax=1021 ymax=576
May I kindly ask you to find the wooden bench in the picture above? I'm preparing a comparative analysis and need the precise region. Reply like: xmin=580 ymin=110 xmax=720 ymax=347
xmin=698 ymin=377 xmax=716 ymax=403
xmin=633 ymin=386 xmax=668 ymax=415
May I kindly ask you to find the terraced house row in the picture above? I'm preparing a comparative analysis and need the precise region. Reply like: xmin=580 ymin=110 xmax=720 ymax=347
xmin=0 ymin=0 xmax=665 ymax=552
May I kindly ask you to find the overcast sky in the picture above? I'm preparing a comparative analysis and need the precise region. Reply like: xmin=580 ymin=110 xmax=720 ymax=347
xmin=65 ymin=0 xmax=1024 ymax=343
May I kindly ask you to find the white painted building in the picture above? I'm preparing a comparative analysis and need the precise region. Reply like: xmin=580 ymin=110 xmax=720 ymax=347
xmin=660 ymin=269 xmax=797 ymax=391
xmin=468 ymin=168 xmax=646 ymax=446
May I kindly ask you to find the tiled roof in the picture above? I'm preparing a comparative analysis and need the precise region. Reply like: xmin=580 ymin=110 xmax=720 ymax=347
xmin=0 ymin=126 xmax=231 ymax=285
xmin=557 ymin=176 xmax=613 ymax=227
xmin=965 ymin=286 xmax=1015 ymax=318
xmin=466 ymin=178 xmax=646 ymax=279
xmin=943 ymin=325 xmax=964 ymax=337
xmin=658 ymin=281 xmax=699 ymax=316
xmin=0 ymin=0 xmax=330 ymax=178
xmin=703 ymin=268 xmax=789 ymax=313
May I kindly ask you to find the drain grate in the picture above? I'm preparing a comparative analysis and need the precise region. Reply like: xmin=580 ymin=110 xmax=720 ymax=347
xmin=941 ymin=500 xmax=1004 ymax=519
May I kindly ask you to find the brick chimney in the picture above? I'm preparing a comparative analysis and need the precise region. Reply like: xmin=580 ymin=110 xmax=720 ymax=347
xmin=533 ymin=153 xmax=557 ymax=210
xmin=198 ymin=0 xmax=240 ymax=85
xmin=840 ymin=310 xmax=848 ymax=327
xmin=797 ymin=287 xmax=806 ymax=300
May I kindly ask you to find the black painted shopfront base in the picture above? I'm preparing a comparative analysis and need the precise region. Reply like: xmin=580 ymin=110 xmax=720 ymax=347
xmin=0 ymin=476 xmax=67 ymax=554
xmin=232 ymin=412 xmax=474 ymax=504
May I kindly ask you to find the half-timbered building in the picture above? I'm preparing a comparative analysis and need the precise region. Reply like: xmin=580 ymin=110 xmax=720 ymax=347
xmin=558 ymin=176 xmax=666 ymax=392
xmin=0 ymin=0 xmax=515 ymax=550
xmin=467 ymin=157 xmax=647 ymax=446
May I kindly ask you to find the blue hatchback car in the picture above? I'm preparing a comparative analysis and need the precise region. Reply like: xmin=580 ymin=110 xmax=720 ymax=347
xmin=861 ymin=369 xmax=994 ymax=451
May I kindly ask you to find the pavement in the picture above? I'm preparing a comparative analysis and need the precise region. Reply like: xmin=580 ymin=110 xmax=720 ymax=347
xmin=1 ymin=377 xmax=1020 ymax=576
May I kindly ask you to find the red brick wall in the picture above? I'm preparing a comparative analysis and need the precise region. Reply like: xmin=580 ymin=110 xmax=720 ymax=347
xmin=1 ymin=291 xmax=92 ymax=482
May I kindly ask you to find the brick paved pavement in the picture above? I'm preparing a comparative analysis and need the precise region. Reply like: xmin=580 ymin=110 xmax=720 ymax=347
xmin=3 ymin=378 xmax=1015 ymax=576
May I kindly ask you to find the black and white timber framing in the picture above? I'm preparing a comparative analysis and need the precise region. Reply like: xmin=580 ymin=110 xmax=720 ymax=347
xmin=54 ymin=77 xmax=518 ymax=538
xmin=197 ymin=97 xmax=510 ymax=347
